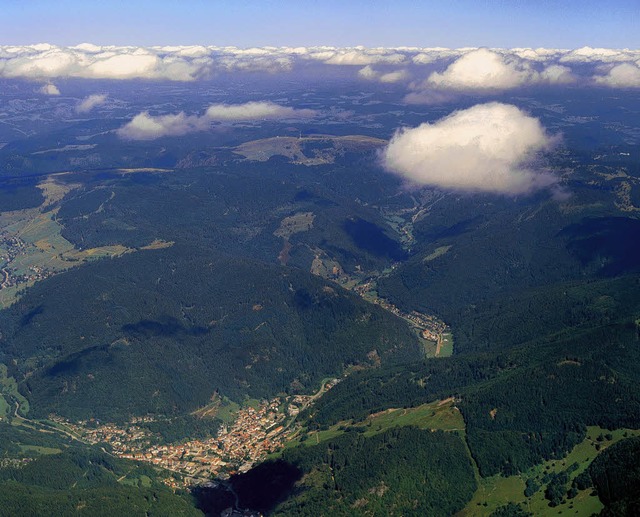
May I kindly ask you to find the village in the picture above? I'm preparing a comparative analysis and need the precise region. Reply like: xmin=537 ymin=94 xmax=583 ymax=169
xmin=0 ymin=235 xmax=54 ymax=289
xmin=311 ymin=255 xmax=446 ymax=343
xmin=51 ymin=391 xmax=329 ymax=487
xmin=352 ymin=279 xmax=446 ymax=342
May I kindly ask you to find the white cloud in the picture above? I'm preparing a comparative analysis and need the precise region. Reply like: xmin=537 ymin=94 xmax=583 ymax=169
xmin=322 ymin=48 xmax=407 ymax=66
xmin=39 ymin=83 xmax=60 ymax=95
xmin=560 ymin=46 xmax=640 ymax=64
xmin=0 ymin=44 xmax=631 ymax=87
xmin=539 ymin=64 xmax=575 ymax=84
xmin=117 ymin=101 xmax=317 ymax=140
xmin=427 ymin=49 xmax=533 ymax=90
xmin=511 ymin=47 xmax=565 ymax=62
xmin=382 ymin=102 xmax=558 ymax=195
xmin=86 ymin=53 xmax=159 ymax=79
xmin=205 ymin=101 xmax=315 ymax=120
xmin=412 ymin=48 xmax=463 ymax=65
xmin=76 ymin=93 xmax=108 ymax=113
xmin=358 ymin=65 xmax=409 ymax=83
xmin=117 ymin=112 xmax=204 ymax=140
xmin=594 ymin=62 xmax=640 ymax=87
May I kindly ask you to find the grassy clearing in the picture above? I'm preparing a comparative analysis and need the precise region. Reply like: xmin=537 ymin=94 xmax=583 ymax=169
xmin=0 ymin=363 xmax=29 ymax=416
xmin=139 ymin=474 xmax=153 ymax=488
xmin=361 ymin=398 xmax=464 ymax=436
xmin=421 ymin=336 xmax=438 ymax=357
xmin=140 ymin=239 xmax=174 ymax=250
xmin=284 ymin=398 xmax=465 ymax=451
xmin=192 ymin=394 xmax=240 ymax=423
xmin=273 ymin=212 xmax=314 ymax=239
xmin=235 ymin=135 xmax=385 ymax=166
xmin=460 ymin=426 xmax=640 ymax=516
xmin=118 ymin=477 xmax=138 ymax=487
xmin=0 ymin=176 xmax=173 ymax=307
xmin=18 ymin=444 xmax=62 ymax=455
xmin=423 ymin=245 xmax=452 ymax=262
xmin=0 ymin=395 xmax=10 ymax=420
xmin=216 ymin=399 xmax=240 ymax=424
xmin=118 ymin=473 xmax=153 ymax=488
xmin=244 ymin=398 xmax=261 ymax=410
xmin=438 ymin=332 xmax=454 ymax=358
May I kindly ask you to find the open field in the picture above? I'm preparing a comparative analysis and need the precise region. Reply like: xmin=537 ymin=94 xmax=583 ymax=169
xmin=284 ymin=397 xmax=465 ymax=450
xmin=191 ymin=394 xmax=240 ymax=424
xmin=215 ymin=399 xmax=241 ymax=424
xmin=423 ymin=245 xmax=452 ymax=262
xmin=0 ymin=176 xmax=173 ymax=307
xmin=0 ymin=363 xmax=29 ymax=417
xmin=459 ymin=426 xmax=640 ymax=516
xmin=234 ymin=134 xmax=387 ymax=165
xmin=273 ymin=212 xmax=314 ymax=239
xmin=18 ymin=444 xmax=62 ymax=455
xmin=437 ymin=332 xmax=454 ymax=358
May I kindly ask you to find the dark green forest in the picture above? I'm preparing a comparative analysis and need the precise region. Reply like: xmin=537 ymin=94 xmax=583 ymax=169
xmin=589 ymin=437 xmax=640 ymax=516
xmin=0 ymin=245 xmax=419 ymax=421
xmin=305 ymin=320 xmax=640 ymax=476
xmin=193 ymin=427 xmax=476 ymax=516
xmin=0 ymin=435 xmax=201 ymax=517
xmin=1 ymin=86 xmax=640 ymax=516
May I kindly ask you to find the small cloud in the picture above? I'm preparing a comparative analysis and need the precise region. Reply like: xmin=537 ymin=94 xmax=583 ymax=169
xmin=118 ymin=101 xmax=316 ymax=140
xmin=382 ymin=102 xmax=558 ymax=195
xmin=39 ymin=83 xmax=60 ymax=95
xmin=594 ymin=63 xmax=640 ymax=88
xmin=204 ymin=101 xmax=315 ymax=120
xmin=358 ymin=65 xmax=379 ymax=80
xmin=116 ymin=112 xmax=207 ymax=140
xmin=358 ymin=65 xmax=409 ymax=83
xmin=76 ymin=93 xmax=108 ymax=113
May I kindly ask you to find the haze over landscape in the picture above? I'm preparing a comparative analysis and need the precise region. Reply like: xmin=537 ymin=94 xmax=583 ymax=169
xmin=1 ymin=1 xmax=640 ymax=516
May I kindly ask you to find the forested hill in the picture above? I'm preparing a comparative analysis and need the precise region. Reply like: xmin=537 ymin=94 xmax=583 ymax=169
xmin=0 ymin=244 xmax=420 ymax=421
xmin=305 ymin=317 xmax=640 ymax=477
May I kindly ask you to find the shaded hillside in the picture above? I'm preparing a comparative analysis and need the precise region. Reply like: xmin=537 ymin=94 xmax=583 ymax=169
xmin=0 ymin=245 xmax=420 ymax=421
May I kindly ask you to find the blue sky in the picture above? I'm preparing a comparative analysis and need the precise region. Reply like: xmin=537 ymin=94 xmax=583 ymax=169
xmin=2 ymin=0 xmax=638 ymax=49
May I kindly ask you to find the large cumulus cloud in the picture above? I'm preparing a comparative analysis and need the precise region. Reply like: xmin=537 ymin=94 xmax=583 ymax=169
xmin=426 ymin=48 xmax=574 ymax=91
xmin=594 ymin=62 xmax=640 ymax=87
xmin=117 ymin=101 xmax=317 ymax=140
xmin=382 ymin=102 xmax=558 ymax=195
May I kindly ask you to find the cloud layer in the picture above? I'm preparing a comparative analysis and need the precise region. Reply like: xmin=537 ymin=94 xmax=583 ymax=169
xmin=1 ymin=43 xmax=639 ymax=90
xmin=117 ymin=101 xmax=316 ymax=140
xmin=382 ymin=102 xmax=557 ymax=195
